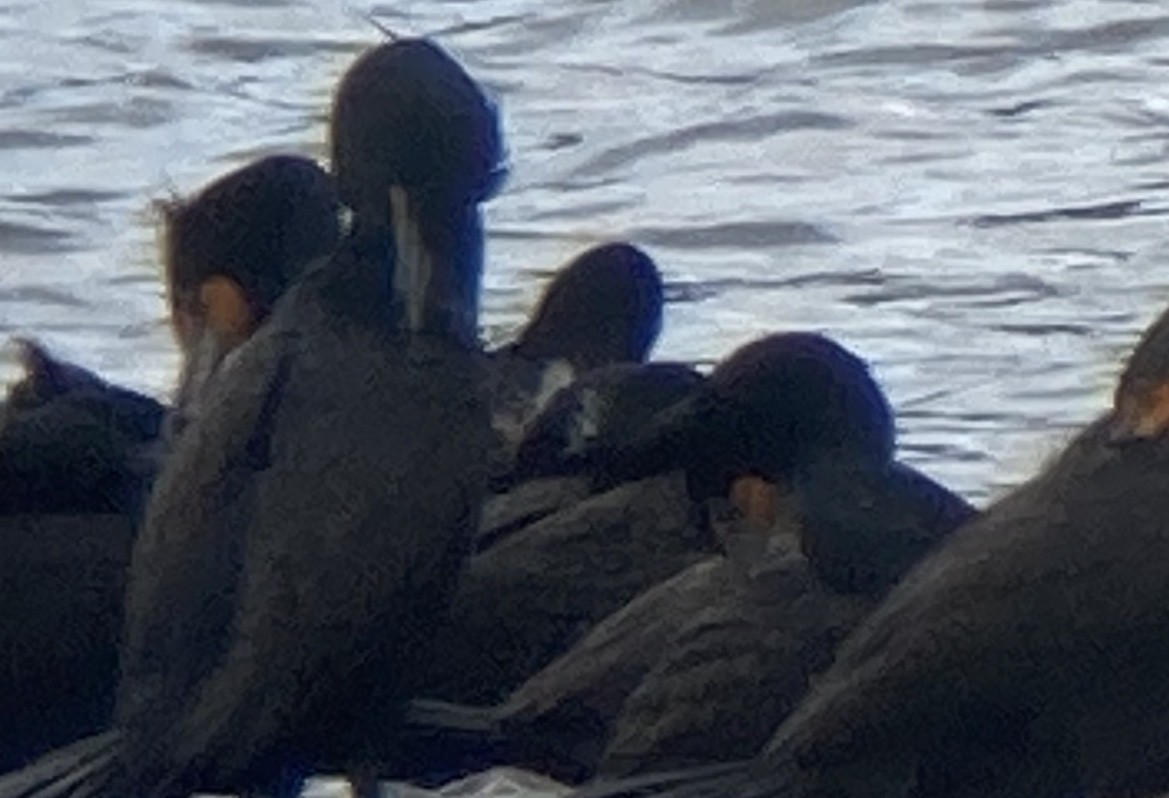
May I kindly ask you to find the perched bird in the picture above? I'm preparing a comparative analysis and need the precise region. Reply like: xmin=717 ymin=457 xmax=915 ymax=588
xmin=0 ymin=154 xmax=343 ymax=772
xmin=0 ymin=341 xmax=164 ymax=516
xmin=407 ymin=332 xmax=972 ymax=783
xmin=487 ymin=242 xmax=665 ymax=470
xmin=0 ymin=36 xmax=503 ymax=798
xmin=159 ymin=153 xmax=341 ymax=435
xmin=0 ymin=154 xmax=340 ymax=518
xmin=570 ymin=305 xmax=1169 ymax=798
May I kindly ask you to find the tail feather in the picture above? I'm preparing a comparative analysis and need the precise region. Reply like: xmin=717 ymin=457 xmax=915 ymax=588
xmin=0 ymin=732 xmax=121 ymax=798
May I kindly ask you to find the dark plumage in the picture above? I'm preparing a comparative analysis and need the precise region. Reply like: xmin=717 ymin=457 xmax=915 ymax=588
xmin=505 ymin=362 xmax=705 ymax=488
xmin=0 ymin=514 xmax=136 ymax=772
xmin=569 ymin=306 xmax=1169 ymax=798
xmin=161 ymin=154 xmax=341 ymax=433
xmin=0 ymin=156 xmax=344 ymax=772
xmin=0 ymin=341 xmax=164 ymax=516
xmin=160 ymin=154 xmax=341 ymax=331
xmin=481 ymin=362 xmax=704 ymax=547
xmin=486 ymin=243 xmax=666 ymax=479
xmin=422 ymin=472 xmax=719 ymax=706
xmin=0 ymin=36 xmax=503 ymax=798
xmin=504 ymin=242 xmax=664 ymax=374
xmin=409 ymin=332 xmax=973 ymax=784
xmin=595 ymin=332 xmax=896 ymax=502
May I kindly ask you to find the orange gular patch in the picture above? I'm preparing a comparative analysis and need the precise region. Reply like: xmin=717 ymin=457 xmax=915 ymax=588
xmin=199 ymin=276 xmax=255 ymax=353
xmin=1111 ymin=381 xmax=1169 ymax=442
xmin=729 ymin=475 xmax=782 ymax=529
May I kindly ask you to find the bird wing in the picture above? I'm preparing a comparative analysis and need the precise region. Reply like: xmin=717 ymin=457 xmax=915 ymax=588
xmin=157 ymin=330 xmax=489 ymax=788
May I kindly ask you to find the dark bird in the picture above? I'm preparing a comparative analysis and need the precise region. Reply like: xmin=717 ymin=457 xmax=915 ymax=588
xmin=481 ymin=361 xmax=705 ymax=548
xmin=0 ymin=154 xmax=343 ymax=772
xmin=504 ymin=242 xmax=664 ymax=373
xmin=591 ymin=332 xmax=974 ymax=592
xmin=420 ymin=333 xmax=897 ymax=709
xmin=406 ymin=332 xmax=972 ymax=783
xmin=0 ymin=154 xmax=340 ymax=517
xmin=568 ymin=305 xmax=1169 ymax=798
xmin=0 ymin=341 xmax=164 ymax=516
xmin=159 ymin=153 xmax=341 ymax=433
xmin=487 ymin=242 xmax=665 ymax=469
xmin=0 ymin=36 xmax=503 ymax=798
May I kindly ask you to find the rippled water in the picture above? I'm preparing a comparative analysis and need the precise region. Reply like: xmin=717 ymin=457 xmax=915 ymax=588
xmin=2 ymin=0 xmax=1169 ymax=793
xmin=3 ymin=0 xmax=1169 ymax=503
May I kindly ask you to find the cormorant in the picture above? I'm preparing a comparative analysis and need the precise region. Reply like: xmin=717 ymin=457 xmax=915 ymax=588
xmin=0 ymin=36 xmax=503 ymax=798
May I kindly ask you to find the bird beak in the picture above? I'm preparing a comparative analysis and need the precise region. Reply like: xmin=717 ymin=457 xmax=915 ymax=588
xmin=1108 ymin=381 xmax=1169 ymax=445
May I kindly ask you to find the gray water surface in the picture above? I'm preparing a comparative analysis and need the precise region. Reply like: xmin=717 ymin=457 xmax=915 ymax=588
xmin=1 ymin=1 xmax=1166 ymax=507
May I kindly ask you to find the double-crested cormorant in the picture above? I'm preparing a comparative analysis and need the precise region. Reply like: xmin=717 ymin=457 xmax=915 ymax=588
xmin=0 ymin=155 xmax=342 ymax=772
xmin=421 ymin=333 xmax=897 ymax=708
xmin=487 ymin=242 xmax=665 ymax=470
xmin=0 ymin=36 xmax=503 ymax=798
xmin=0 ymin=341 xmax=164 ymax=516
xmin=407 ymin=332 xmax=972 ymax=783
xmin=503 ymin=242 xmax=664 ymax=373
xmin=593 ymin=332 xmax=973 ymax=590
xmin=159 ymin=153 xmax=341 ymax=434
xmin=571 ymin=307 xmax=1169 ymax=798
xmin=0 ymin=154 xmax=339 ymax=517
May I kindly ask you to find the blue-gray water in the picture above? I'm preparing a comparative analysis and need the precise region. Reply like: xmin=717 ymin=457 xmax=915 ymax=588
xmin=3 ymin=0 xmax=1169 ymax=504
xmin=2 ymin=1 xmax=1169 ymax=789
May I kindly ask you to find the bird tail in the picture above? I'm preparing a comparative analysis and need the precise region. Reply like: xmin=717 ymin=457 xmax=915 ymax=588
xmin=0 ymin=731 xmax=122 ymax=798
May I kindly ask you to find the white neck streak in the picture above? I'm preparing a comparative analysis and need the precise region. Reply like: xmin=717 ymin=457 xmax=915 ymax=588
xmin=389 ymin=185 xmax=433 ymax=335
xmin=387 ymin=185 xmax=481 ymax=345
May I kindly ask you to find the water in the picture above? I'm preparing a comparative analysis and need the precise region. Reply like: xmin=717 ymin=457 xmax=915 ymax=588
xmin=1 ymin=0 xmax=1168 ymax=788
xmin=2 ymin=0 xmax=1169 ymax=503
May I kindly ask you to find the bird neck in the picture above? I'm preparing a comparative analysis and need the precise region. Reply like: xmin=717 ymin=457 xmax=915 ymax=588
xmin=387 ymin=186 xmax=483 ymax=348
